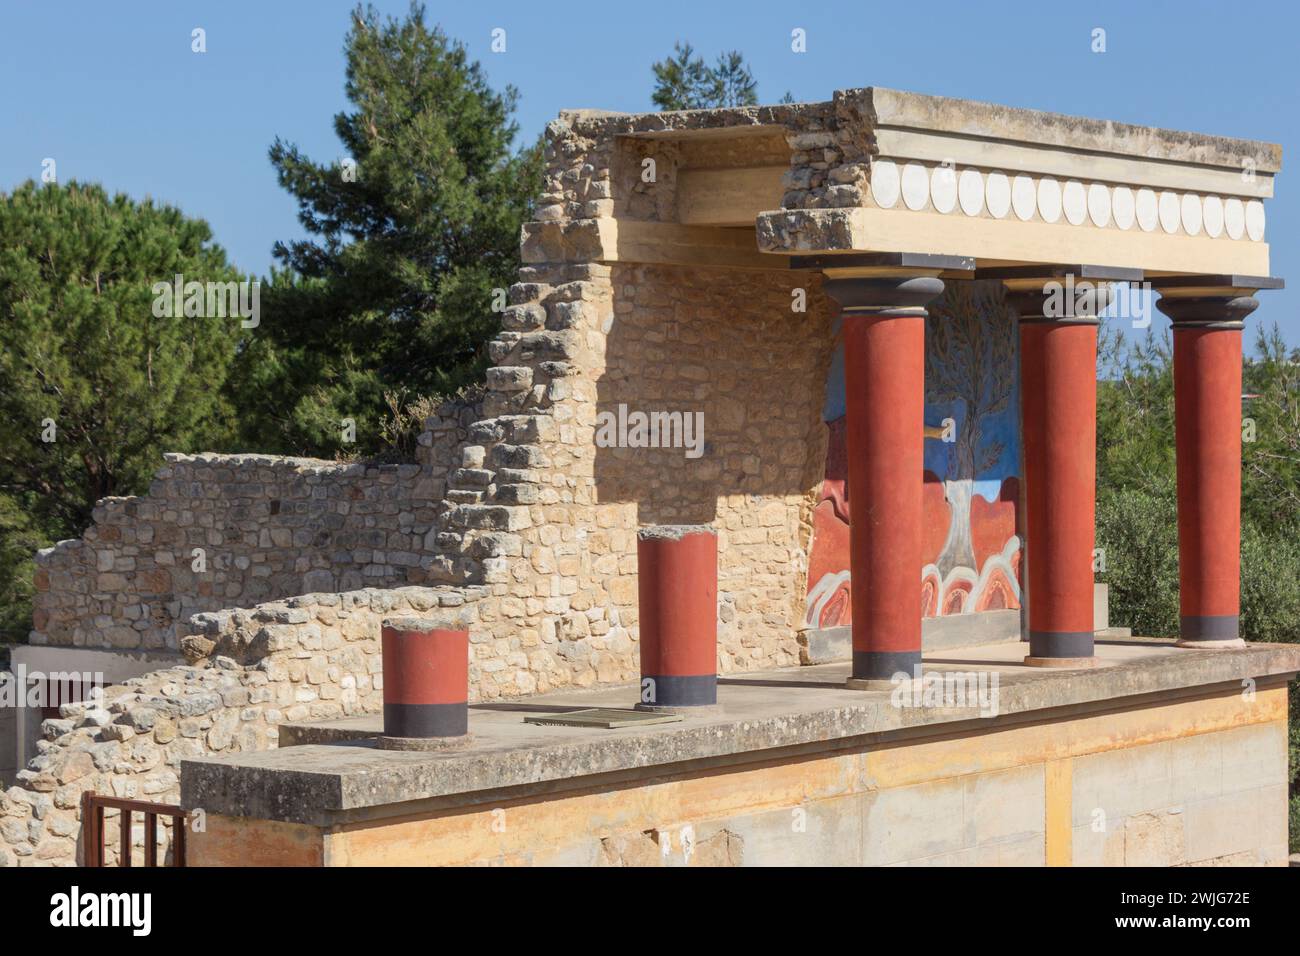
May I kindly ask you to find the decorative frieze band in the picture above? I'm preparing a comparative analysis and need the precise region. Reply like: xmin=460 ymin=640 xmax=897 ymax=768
xmin=868 ymin=159 xmax=1266 ymax=242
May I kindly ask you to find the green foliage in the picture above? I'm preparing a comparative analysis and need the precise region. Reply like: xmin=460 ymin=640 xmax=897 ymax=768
xmin=1242 ymin=324 xmax=1300 ymax=529
xmin=256 ymin=1 xmax=541 ymax=456
xmin=1096 ymin=324 xmax=1176 ymax=493
xmin=651 ymin=42 xmax=758 ymax=110
xmin=1291 ymin=791 xmax=1300 ymax=854
xmin=0 ymin=497 xmax=44 ymax=643
xmin=1241 ymin=519 xmax=1300 ymax=644
xmin=1094 ymin=479 xmax=1181 ymax=638
xmin=0 ymin=181 xmax=247 ymax=641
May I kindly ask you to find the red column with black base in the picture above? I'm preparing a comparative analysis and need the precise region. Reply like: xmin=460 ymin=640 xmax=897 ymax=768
xmin=636 ymin=525 xmax=718 ymax=709
xmin=1001 ymin=276 xmax=1109 ymax=666
xmin=1154 ymin=277 xmax=1282 ymax=646
xmin=381 ymin=617 xmax=469 ymax=740
xmin=823 ymin=275 xmax=945 ymax=684
xmin=1019 ymin=318 xmax=1098 ymax=662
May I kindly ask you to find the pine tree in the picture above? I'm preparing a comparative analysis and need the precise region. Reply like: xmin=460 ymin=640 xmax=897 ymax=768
xmin=651 ymin=42 xmax=759 ymax=110
xmin=256 ymin=2 xmax=541 ymax=456
xmin=0 ymin=181 xmax=248 ymax=639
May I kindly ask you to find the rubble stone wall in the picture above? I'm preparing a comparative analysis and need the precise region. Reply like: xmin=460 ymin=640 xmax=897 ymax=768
xmin=0 ymin=586 xmax=480 ymax=867
xmin=30 ymin=396 xmax=480 ymax=653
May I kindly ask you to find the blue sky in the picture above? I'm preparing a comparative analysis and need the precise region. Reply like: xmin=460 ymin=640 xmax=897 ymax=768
xmin=2 ymin=0 xmax=1295 ymax=341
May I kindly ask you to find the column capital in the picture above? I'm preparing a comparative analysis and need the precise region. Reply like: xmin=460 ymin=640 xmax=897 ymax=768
xmin=1152 ymin=274 xmax=1284 ymax=329
xmin=808 ymin=252 xmax=969 ymax=319
xmin=977 ymin=264 xmax=1143 ymax=326
xmin=821 ymin=274 xmax=946 ymax=318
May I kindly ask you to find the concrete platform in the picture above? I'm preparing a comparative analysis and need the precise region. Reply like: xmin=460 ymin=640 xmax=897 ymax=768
xmin=182 ymin=638 xmax=1300 ymax=828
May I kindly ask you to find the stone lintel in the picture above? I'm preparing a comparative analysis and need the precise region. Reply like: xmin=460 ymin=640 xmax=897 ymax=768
xmin=558 ymin=88 xmax=1280 ymax=178
xmin=853 ymin=86 xmax=1281 ymax=176
xmin=755 ymin=207 xmax=1271 ymax=277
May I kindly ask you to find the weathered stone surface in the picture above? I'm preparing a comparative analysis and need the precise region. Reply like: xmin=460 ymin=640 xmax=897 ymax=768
xmin=183 ymin=643 xmax=1300 ymax=827
xmin=1 ymin=584 xmax=485 ymax=866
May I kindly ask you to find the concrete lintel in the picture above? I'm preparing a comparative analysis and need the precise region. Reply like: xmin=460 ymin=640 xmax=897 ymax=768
xmin=180 ymin=641 xmax=1300 ymax=826
xmin=976 ymin=264 xmax=1145 ymax=284
xmin=846 ymin=86 xmax=1283 ymax=175
xmin=1149 ymin=274 xmax=1285 ymax=292
xmin=10 ymin=644 xmax=184 ymax=677
xmin=791 ymin=252 xmax=976 ymax=275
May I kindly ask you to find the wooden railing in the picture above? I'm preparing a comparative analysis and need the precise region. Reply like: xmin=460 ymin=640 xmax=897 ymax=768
xmin=81 ymin=792 xmax=187 ymax=867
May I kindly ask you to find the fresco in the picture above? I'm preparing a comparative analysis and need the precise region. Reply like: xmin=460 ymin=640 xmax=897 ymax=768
xmin=805 ymin=281 xmax=1022 ymax=628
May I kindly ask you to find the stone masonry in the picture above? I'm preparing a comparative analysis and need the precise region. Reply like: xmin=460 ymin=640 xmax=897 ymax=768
xmin=31 ymin=392 xmax=480 ymax=653
xmin=1 ymin=586 xmax=481 ymax=866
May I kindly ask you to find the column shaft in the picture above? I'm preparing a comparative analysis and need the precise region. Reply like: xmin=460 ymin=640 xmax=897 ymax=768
xmin=636 ymin=525 xmax=718 ymax=708
xmin=381 ymin=617 xmax=469 ymax=739
xmin=1019 ymin=319 xmax=1098 ymax=659
xmin=826 ymin=275 xmax=943 ymax=682
xmin=1155 ymin=286 xmax=1265 ymax=644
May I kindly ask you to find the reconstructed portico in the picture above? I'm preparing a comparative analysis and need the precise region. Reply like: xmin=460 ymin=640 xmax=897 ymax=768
xmin=163 ymin=88 xmax=1294 ymax=868
xmin=656 ymin=86 xmax=1284 ymax=676
xmin=8 ymin=87 xmax=1294 ymax=869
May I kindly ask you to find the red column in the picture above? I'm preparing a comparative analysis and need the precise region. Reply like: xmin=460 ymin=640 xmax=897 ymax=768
xmin=636 ymin=525 xmax=718 ymax=709
xmin=823 ymin=275 xmax=944 ymax=684
xmin=996 ymin=273 xmax=1116 ymax=665
xmin=1173 ymin=327 xmax=1242 ymax=643
xmin=1018 ymin=317 xmax=1098 ymax=662
xmin=1154 ymin=279 xmax=1279 ymax=645
xmin=380 ymin=617 xmax=469 ymax=742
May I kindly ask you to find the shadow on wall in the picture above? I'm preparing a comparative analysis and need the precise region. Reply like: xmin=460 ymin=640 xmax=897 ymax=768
xmin=593 ymin=263 xmax=833 ymax=525
xmin=590 ymin=262 xmax=834 ymax=669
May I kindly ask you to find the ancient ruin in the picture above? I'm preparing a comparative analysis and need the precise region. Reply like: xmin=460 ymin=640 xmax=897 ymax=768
xmin=2 ymin=86 xmax=1294 ymax=867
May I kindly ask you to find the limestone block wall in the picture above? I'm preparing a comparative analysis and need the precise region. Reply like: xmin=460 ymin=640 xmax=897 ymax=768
xmin=430 ymin=257 xmax=835 ymax=698
xmin=409 ymin=108 xmax=841 ymax=699
xmin=22 ymin=105 xmax=847 ymax=701
xmin=0 ymin=585 xmax=481 ymax=867
xmin=774 ymin=92 xmax=865 ymax=211
xmin=20 ymin=102 xmax=989 ymax=733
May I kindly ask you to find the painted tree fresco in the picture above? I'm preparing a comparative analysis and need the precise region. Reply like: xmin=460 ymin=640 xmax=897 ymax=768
xmin=805 ymin=280 xmax=1022 ymax=629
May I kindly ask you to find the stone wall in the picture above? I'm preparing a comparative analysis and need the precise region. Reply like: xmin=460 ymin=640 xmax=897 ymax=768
xmin=24 ymin=105 xmax=845 ymax=700
xmin=596 ymin=263 xmax=832 ymax=670
xmin=30 ymin=395 xmax=480 ymax=653
xmin=7 ymin=101 xmax=1006 ymax=866
xmin=0 ymin=585 xmax=480 ymax=866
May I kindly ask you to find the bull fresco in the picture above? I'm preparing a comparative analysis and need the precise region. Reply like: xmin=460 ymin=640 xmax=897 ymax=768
xmin=805 ymin=280 xmax=1022 ymax=628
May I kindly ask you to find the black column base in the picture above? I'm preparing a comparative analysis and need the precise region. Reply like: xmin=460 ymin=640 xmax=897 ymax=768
xmin=639 ymin=674 xmax=717 ymax=707
xmin=851 ymin=650 xmax=922 ymax=682
xmin=1027 ymin=630 xmax=1094 ymax=659
xmin=1178 ymin=615 xmax=1241 ymax=644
